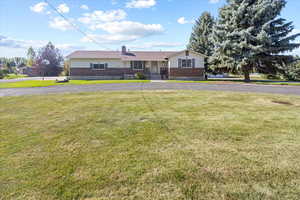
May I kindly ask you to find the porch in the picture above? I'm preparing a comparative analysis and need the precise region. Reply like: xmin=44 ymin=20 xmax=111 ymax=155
xmin=130 ymin=60 xmax=168 ymax=80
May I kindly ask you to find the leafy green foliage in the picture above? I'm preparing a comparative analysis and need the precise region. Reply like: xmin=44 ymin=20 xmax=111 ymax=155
xmin=0 ymin=69 xmax=9 ymax=79
xmin=135 ymin=72 xmax=147 ymax=80
xmin=281 ymin=60 xmax=300 ymax=81
xmin=0 ymin=57 xmax=27 ymax=74
xmin=26 ymin=46 xmax=36 ymax=66
xmin=36 ymin=42 xmax=64 ymax=76
xmin=0 ymin=70 xmax=5 ymax=79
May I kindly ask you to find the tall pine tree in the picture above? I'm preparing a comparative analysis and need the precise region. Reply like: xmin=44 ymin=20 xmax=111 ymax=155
xmin=210 ymin=0 xmax=300 ymax=81
xmin=187 ymin=12 xmax=215 ymax=57
xmin=188 ymin=12 xmax=215 ymax=74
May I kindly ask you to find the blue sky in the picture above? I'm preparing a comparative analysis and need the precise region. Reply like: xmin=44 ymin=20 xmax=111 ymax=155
xmin=0 ymin=0 xmax=299 ymax=57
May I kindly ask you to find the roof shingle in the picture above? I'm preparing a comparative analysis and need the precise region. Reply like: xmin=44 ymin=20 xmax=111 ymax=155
xmin=67 ymin=50 xmax=179 ymax=61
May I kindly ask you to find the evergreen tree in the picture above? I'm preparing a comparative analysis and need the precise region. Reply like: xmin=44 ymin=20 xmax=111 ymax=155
xmin=210 ymin=0 xmax=300 ymax=81
xmin=187 ymin=12 xmax=215 ymax=57
xmin=280 ymin=57 xmax=300 ymax=81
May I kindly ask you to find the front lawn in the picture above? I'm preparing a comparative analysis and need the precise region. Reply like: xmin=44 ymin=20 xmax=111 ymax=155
xmin=1 ymin=90 xmax=300 ymax=199
xmin=3 ymin=74 xmax=28 ymax=79
xmin=0 ymin=80 xmax=150 ymax=88
xmin=168 ymin=79 xmax=300 ymax=86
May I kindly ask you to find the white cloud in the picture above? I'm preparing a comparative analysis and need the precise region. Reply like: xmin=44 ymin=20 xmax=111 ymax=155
xmin=0 ymin=35 xmax=82 ymax=56
xmin=126 ymin=0 xmax=156 ymax=8
xmin=78 ymin=8 xmax=163 ymax=44
xmin=93 ymin=21 xmax=163 ymax=35
xmin=55 ymin=44 xmax=85 ymax=53
xmin=177 ymin=17 xmax=191 ymax=24
xmin=30 ymin=2 xmax=48 ymax=13
xmin=209 ymin=0 xmax=220 ymax=3
xmin=57 ymin=3 xmax=70 ymax=14
xmin=81 ymin=21 xmax=164 ymax=44
xmin=80 ymin=5 xmax=89 ymax=10
xmin=81 ymin=34 xmax=140 ymax=44
xmin=78 ymin=9 xmax=127 ymax=25
xmin=0 ymin=35 xmax=43 ymax=49
xmin=49 ymin=17 xmax=73 ymax=31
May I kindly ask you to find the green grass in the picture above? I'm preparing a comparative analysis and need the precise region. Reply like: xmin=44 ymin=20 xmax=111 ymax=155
xmin=168 ymin=79 xmax=300 ymax=86
xmin=168 ymin=80 xmax=213 ymax=83
xmin=1 ymin=90 xmax=300 ymax=199
xmin=254 ymin=81 xmax=300 ymax=86
xmin=4 ymin=74 xmax=28 ymax=79
xmin=0 ymin=80 xmax=150 ymax=88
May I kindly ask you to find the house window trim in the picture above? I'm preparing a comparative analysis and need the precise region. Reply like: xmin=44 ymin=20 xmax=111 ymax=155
xmin=162 ymin=61 xmax=168 ymax=67
xmin=178 ymin=58 xmax=195 ymax=68
xmin=131 ymin=61 xmax=145 ymax=70
xmin=90 ymin=63 xmax=108 ymax=70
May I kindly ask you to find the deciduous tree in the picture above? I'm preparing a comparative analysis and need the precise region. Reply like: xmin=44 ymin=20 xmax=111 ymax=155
xmin=27 ymin=47 xmax=36 ymax=67
xmin=36 ymin=42 xmax=64 ymax=76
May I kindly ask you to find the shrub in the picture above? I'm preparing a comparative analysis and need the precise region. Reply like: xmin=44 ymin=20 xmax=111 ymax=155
xmin=135 ymin=72 xmax=146 ymax=80
xmin=0 ymin=70 xmax=4 ymax=79
xmin=59 ymin=70 xmax=67 ymax=76
xmin=281 ymin=62 xmax=300 ymax=81
xmin=263 ymin=74 xmax=281 ymax=80
xmin=0 ymin=69 xmax=9 ymax=79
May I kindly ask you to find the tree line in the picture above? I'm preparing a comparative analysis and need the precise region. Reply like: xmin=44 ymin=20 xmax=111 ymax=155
xmin=0 ymin=42 xmax=64 ymax=79
xmin=188 ymin=0 xmax=300 ymax=81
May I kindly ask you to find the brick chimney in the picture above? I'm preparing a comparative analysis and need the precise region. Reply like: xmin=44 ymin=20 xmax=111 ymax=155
xmin=121 ymin=46 xmax=127 ymax=54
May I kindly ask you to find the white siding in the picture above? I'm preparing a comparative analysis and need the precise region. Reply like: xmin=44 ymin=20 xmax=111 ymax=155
xmin=70 ymin=58 xmax=125 ymax=68
xmin=168 ymin=51 xmax=204 ymax=68
xmin=123 ymin=61 xmax=131 ymax=68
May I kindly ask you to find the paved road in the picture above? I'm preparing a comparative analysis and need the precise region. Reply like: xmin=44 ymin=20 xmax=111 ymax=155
xmin=1 ymin=82 xmax=300 ymax=97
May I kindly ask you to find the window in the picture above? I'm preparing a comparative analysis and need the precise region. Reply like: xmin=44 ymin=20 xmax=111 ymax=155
xmin=90 ymin=63 xmax=108 ymax=70
xmin=178 ymin=59 xmax=195 ymax=68
xmin=182 ymin=59 xmax=186 ymax=68
xmin=162 ymin=61 xmax=168 ymax=67
xmin=131 ymin=61 xmax=145 ymax=70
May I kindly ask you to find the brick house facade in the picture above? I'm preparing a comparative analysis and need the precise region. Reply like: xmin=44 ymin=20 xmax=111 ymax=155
xmin=67 ymin=46 xmax=205 ymax=80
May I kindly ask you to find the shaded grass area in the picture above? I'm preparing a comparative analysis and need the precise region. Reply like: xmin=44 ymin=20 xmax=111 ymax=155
xmin=3 ymin=74 xmax=28 ymax=79
xmin=1 ymin=90 xmax=300 ymax=199
xmin=0 ymin=80 xmax=150 ymax=88
xmin=168 ymin=79 xmax=300 ymax=86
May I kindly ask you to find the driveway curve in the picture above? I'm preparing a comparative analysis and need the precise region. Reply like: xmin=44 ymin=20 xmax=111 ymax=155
xmin=1 ymin=82 xmax=300 ymax=97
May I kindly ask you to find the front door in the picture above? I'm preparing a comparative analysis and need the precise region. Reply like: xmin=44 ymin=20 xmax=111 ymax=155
xmin=151 ymin=61 xmax=159 ymax=73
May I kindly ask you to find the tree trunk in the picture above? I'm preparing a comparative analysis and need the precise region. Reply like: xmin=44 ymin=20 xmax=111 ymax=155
xmin=243 ymin=69 xmax=251 ymax=82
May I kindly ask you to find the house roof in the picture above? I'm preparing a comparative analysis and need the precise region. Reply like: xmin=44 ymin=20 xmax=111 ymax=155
xmin=165 ymin=50 xmax=206 ymax=58
xmin=67 ymin=50 xmax=180 ymax=61
xmin=67 ymin=51 xmax=122 ymax=59
xmin=121 ymin=51 xmax=178 ymax=61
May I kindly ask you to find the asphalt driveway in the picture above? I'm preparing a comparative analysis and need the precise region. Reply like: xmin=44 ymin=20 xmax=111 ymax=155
xmin=1 ymin=82 xmax=300 ymax=97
